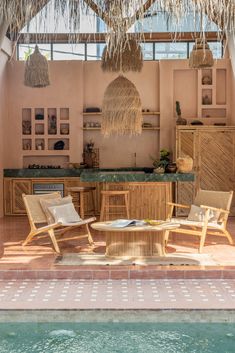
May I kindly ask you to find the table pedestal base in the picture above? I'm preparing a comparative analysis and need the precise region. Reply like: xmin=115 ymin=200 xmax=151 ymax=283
xmin=105 ymin=230 xmax=167 ymax=257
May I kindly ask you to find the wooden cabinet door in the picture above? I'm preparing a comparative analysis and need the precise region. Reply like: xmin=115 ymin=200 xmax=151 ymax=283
xmin=12 ymin=179 xmax=32 ymax=214
xmin=198 ymin=131 xmax=235 ymax=215
xmin=4 ymin=179 xmax=13 ymax=215
xmin=176 ymin=129 xmax=197 ymax=215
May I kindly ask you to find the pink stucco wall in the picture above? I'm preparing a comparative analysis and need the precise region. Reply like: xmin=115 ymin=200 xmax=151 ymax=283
xmin=2 ymin=57 xmax=233 ymax=172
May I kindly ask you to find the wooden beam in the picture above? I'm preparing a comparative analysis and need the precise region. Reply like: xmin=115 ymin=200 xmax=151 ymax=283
xmin=126 ymin=0 xmax=157 ymax=29
xmin=11 ymin=0 xmax=50 ymax=33
xmin=83 ymin=0 xmax=112 ymax=28
xmin=17 ymin=31 xmax=223 ymax=44
xmin=84 ymin=0 xmax=157 ymax=32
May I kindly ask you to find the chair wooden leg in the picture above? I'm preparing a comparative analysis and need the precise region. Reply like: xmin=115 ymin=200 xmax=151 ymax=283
xmin=199 ymin=230 xmax=207 ymax=253
xmin=223 ymin=229 xmax=234 ymax=245
xmin=164 ymin=230 xmax=170 ymax=246
xmin=48 ymin=229 xmax=60 ymax=253
xmin=85 ymin=223 xmax=94 ymax=246
xmin=22 ymin=230 xmax=36 ymax=246
xmin=80 ymin=192 xmax=85 ymax=219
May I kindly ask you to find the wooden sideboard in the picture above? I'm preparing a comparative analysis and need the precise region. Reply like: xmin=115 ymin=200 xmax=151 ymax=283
xmin=176 ymin=126 xmax=235 ymax=215
xmin=3 ymin=177 xmax=102 ymax=216
xmin=4 ymin=177 xmax=173 ymax=220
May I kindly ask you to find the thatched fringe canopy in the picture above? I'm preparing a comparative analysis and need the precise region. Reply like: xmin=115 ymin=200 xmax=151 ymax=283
xmin=2 ymin=1 xmax=235 ymax=47
xmin=102 ymin=75 xmax=142 ymax=137
xmin=101 ymin=34 xmax=143 ymax=73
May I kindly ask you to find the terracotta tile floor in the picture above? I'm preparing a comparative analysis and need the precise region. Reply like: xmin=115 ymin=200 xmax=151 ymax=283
xmin=0 ymin=216 xmax=235 ymax=279
xmin=0 ymin=278 xmax=235 ymax=309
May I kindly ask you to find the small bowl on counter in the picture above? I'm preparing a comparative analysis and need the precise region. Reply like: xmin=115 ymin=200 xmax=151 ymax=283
xmin=165 ymin=163 xmax=177 ymax=173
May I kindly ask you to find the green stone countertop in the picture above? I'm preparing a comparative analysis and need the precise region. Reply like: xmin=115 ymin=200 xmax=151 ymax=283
xmin=3 ymin=167 xmax=152 ymax=178
xmin=4 ymin=169 xmax=83 ymax=178
xmin=4 ymin=168 xmax=195 ymax=182
xmin=80 ymin=170 xmax=195 ymax=182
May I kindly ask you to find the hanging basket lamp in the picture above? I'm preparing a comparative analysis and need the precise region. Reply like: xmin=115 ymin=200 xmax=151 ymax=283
xmin=102 ymin=75 xmax=142 ymax=137
xmin=24 ymin=45 xmax=50 ymax=88
xmin=101 ymin=36 xmax=143 ymax=73
xmin=189 ymin=39 xmax=214 ymax=69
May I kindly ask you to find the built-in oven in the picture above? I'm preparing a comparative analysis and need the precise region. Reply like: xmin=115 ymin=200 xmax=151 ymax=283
xmin=33 ymin=183 xmax=64 ymax=196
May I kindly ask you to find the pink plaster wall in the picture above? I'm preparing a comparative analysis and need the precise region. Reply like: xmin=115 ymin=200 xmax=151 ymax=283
xmin=3 ymin=58 xmax=232 ymax=171
xmin=6 ymin=60 xmax=160 ymax=169
xmin=83 ymin=61 xmax=160 ymax=167
xmin=0 ymin=51 xmax=8 ymax=217
xmin=6 ymin=61 xmax=84 ymax=168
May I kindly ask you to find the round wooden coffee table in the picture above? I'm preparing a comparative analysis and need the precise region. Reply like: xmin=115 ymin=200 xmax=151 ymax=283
xmin=91 ymin=221 xmax=180 ymax=258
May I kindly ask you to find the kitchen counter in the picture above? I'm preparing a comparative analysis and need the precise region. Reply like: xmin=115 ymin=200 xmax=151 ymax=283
xmin=4 ymin=168 xmax=195 ymax=183
xmin=3 ymin=168 xmax=195 ymax=218
xmin=80 ymin=170 xmax=195 ymax=183
xmin=4 ymin=168 xmax=83 ymax=178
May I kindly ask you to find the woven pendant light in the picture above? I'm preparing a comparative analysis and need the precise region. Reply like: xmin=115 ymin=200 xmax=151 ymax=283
xmin=189 ymin=39 xmax=214 ymax=69
xmin=24 ymin=45 xmax=50 ymax=88
xmin=101 ymin=37 xmax=143 ymax=73
xmin=102 ymin=75 xmax=142 ymax=137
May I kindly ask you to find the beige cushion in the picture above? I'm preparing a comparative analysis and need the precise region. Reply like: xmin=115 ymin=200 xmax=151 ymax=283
xmin=48 ymin=203 xmax=81 ymax=224
xmin=40 ymin=195 xmax=73 ymax=224
xmin=187 ymin=204 xmax=220 ymax=223
xmin=172 ymin=218 xmax=224 ymax=229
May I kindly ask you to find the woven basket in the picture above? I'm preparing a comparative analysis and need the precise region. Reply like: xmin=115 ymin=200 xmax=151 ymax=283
xmin=176 ymin=156 xmax=193 ymax=173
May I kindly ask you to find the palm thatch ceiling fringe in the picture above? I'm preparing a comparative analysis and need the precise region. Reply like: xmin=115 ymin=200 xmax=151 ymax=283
xmin=191 ymin=0 xmax=229 ymax=31
xmin=84 ymin=0 xmax=155 ymax=31
xmin=2 ymin=0 xmax=50 ymax=36
xmin=0 ymin=0 xmax=235 ymax=44
xmin=0 ymin=15 xmax=9 ymax=50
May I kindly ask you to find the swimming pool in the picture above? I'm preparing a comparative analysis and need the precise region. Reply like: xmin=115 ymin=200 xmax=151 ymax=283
xmin=1 ymin=322 xmax=235 ymax=353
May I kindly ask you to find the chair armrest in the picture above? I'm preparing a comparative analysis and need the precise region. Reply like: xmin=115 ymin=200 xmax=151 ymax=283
xmin=39 ymin=222 xmax=63 ymax=232
xmin=60 ymin=217 xmax=97 ymax=227
xmin=167 ymin=202 xmax=190 ymax=209
xmin=200 ymin=205 xmax=230 ymax=214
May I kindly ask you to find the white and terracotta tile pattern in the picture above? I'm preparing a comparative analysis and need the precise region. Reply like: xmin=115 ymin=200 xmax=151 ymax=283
xmin=1 ymin=279 xmax=235 ymax=310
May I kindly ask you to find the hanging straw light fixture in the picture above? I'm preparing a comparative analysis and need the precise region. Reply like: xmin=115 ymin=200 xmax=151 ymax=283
xmin=102 ymin=75 xmax=142 ymax=137
xmin=24 ymin=45 xmax=50 ymax=88
xmin=101 ymin=35 xmax=143 ymax=73
xmin=189 ymin=38 xmax=214 ymax=69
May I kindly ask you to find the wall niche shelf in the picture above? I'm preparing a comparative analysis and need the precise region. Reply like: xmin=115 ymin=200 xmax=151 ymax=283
xmin=198 ymin=65 xmax=229 ymax=125
xmin=82 ymin=110 xmax=160 ymax=132
xmin=82 ymin=111 xmax=160 ymax=116
xmin=82 ymin=127 xmax=160 ymax=131
xmin=21 ymin=107 xmax=71 ymax=167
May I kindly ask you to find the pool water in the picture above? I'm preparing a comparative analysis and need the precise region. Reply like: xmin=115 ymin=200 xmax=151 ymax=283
xmin=0 ymin=322 xmax=235 ymax=353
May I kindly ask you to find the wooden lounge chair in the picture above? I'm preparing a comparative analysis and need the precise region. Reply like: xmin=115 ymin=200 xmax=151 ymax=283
xmin=167 ymin=189 xmax=234 ymax=253
xmin=22 ymin=192 xmax=96 ymax=253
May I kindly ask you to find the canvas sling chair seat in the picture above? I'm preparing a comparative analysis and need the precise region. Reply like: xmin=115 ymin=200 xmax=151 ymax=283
xmin=22 ymin=192 xmax=96 ymax=254
xmin=166 ymin=189 xmax=234 ymax=253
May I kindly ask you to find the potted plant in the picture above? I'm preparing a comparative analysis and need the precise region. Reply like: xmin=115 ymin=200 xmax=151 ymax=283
xmin=176 ymin=101 xmax=187 ymax=125
xmin=151 ymin=149 xmax=171 ymax=173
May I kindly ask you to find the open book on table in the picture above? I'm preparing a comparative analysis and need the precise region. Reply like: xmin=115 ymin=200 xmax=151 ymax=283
xmin=109 ymin=219 xmax=146 ymax=228
xmin=108 ymin=219 xmax=180 ymax=229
